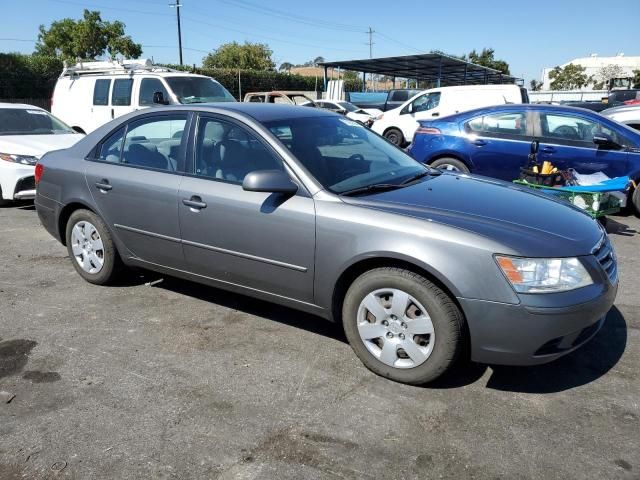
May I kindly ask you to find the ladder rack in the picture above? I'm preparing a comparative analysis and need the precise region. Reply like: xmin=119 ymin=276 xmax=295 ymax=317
xmin=61 ymin=59 xmax=179 ymax=77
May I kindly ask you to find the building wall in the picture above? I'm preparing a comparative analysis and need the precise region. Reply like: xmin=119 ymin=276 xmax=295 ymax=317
xmin=541 ymin=54 xmax=640 ymax=91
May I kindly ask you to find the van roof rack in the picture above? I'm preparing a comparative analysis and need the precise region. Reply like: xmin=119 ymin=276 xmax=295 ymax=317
xmin=61 ymin=58 xmax=180 ymax=77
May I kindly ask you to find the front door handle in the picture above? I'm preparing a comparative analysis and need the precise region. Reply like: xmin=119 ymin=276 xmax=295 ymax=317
xmin=182 ymin=196 xmax=207 ymax=210
xmin=95 ymin=180 xmax=112 ymax=192
xmin=431 ymin=112 xmax=440 ymax=117
xmin=541 ymin=146 xmax=556 ymax=153
xmin=474 ymin=139 xmax=488 ymax=146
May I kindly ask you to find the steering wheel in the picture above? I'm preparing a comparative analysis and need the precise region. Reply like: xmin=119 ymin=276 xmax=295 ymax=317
xmin=348 ymin=154 xmax=365 ymax=162
xmin=552 ymin=125 xmax=580 ymax=140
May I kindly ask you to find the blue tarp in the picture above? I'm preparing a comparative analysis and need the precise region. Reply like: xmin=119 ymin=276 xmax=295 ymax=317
xmin=555 ymin=176 xmax=631 ymax=193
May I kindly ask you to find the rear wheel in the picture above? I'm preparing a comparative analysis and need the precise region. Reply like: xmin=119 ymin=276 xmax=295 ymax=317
xmin=384 ymin=128 xmax=405 ymax=146
xmin=65 ymin=209 xmax=122 ymax=285
xmin=632 ymin=186 xmax=640 ymax=217
xmin=342 ymin=267 xmax=464 ymax=385
xmin=430 ymin=157 xmax=470 ymax=173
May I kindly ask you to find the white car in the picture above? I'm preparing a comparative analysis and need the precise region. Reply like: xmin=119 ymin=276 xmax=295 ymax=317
xmin=0 ymin=103 xmax=83 ymax=204
xmin=313 ymin=100 xmax=382 ymax=126
xmin=601 ymin=104 xmax=640 ymax=131
xmin=52 ymin=59 xmax=235 ymax=134
xmin=372 ymin=84 xmax=528 ymax=146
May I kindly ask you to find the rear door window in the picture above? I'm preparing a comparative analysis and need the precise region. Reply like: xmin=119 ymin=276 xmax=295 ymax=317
xmin=98 ymin=127 xmax=125 ymax=162
xmin=93 ymin=79 xmax=111 ymax=106
xmin=112 ymin=79 xmax=134 ymax=106
xmin=465 ymin=112 xmax=528 ymax=139
xmin=539 ymin=112 xmax=621 ymax=147
xmin=390 ymin=91 xmax=409 ymax=102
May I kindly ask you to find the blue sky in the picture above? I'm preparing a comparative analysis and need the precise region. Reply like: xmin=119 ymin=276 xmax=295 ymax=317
xmin=2 ymin=0 xmax=639 ymax=82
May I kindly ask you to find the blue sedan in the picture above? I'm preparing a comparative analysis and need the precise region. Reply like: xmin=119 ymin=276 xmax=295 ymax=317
xmin=408 ymin=104 xmax=640 ymax=211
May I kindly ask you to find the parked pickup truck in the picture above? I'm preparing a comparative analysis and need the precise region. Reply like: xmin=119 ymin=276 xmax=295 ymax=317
xmin=346 ymin=89 xmax=423 ymax=112
xmin=243 ymin=91 xmax=317 ymax=106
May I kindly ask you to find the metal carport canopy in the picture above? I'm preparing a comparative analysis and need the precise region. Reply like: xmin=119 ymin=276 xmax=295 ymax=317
xmin=319 ymin=52 xmax=521 ymax=87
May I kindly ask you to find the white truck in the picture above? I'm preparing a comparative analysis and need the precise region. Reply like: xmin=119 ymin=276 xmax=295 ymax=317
xmin=52 ymin=59 xmax=235 ymax=134
xmin=372 ymin=84 xmax=529 ymax=146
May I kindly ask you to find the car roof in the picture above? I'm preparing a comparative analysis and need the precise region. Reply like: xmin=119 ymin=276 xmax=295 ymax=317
xmin=0 ymin=103 xmax=45 ymax=110
xmin=152 ymin=103 xmax=336 ymax=122
xmin=439 ymin=103 xmax=607 ymax=122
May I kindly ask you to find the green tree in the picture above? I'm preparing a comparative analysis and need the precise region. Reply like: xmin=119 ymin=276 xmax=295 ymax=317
xmin=633 ymin=69 xmax=640 ymax=89
xmin=342 ymin=70 xmax=360 ymax=81
xmin=279 ymin=62 xmax=293 ymax=72
xmin=529 ymin=79 xmax=543 ymax=91
xmin=467 ymin=48 xmax=510 ymax=75
xmin=313 ymin=56 xmax=325 ymax=66
xmin=548 ymin=63 xmax=589 ymax=90
xmin=203 ymin=42 xmax=275 ymax=70
xmin=35 ymin=9 xmax=141 ymax=61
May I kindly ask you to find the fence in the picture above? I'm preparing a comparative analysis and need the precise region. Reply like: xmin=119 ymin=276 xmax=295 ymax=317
xmin=528 ymin=90 xmax=608 ymax=103
xmin=0 ymin=98 xmax=51 ymax=110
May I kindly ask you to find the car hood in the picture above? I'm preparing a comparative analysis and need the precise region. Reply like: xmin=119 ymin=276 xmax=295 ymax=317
xmin=0 ymin=134 xmax=83 ymax=158
xmin=341 ymin=173 xmax=603 ymax=257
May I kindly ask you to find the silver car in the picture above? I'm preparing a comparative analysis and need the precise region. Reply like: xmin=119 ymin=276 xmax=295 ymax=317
xmin=35 ymin=104 xmax=618 ymax=384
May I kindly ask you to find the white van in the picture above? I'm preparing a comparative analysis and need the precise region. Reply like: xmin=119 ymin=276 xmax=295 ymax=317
xmin=52 ymin=59 xmax=236 ymax=134
xmin=372 ymin=84 xmax=529 ymax=146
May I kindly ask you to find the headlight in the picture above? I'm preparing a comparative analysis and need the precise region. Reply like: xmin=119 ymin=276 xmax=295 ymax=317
xmin=495 ymin=255 xmax=593 ymax=293
xmin=0 ymin=153 xmax=38 ymax=165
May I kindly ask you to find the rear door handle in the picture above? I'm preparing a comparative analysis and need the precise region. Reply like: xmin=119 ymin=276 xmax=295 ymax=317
xmin=182 ymin=196 xmax=207 ymax=210
xmin=474 ymin=139 xmax=488 ymax=146
xmin=95 ymin=180 xmax=112 ymax=191
xmin=542 ymin=146 xmax=556 ymax=153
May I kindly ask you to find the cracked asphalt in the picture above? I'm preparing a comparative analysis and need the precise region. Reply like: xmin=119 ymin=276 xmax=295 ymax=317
xmin=0 ymin=203 xmax=638 ymax=479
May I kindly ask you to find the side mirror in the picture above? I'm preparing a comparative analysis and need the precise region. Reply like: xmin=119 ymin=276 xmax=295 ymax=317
xmin=153 ymin=91 xmax=168 ymax=105
xmin=338 ymin=109 xmax=347 ymax=115
xmin=242 ymin=170 xmax=298 ymax=195
xmin=403 ymin=103 xmax=413 ymax=115
xmin=593 ymin=134 xmax=618 ymax=148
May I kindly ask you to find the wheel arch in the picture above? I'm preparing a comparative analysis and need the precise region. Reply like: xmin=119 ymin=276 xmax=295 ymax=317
xmin=425 ymin=153 xmax=473 ymax=171
xmin=330 ymin=255 xmax=463 ymax=325
xmin=57 ymin=201 xmax=97 ymax=246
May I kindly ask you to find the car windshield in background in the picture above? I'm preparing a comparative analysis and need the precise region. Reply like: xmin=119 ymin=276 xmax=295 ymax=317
xmin=264 ymin=116 xmax=431 ymax=194
xmin=0 ymin=108 xmax=75 ymax=136
xmin=165 ymin=77 xmax=236 ymax=104
xmin=338 ymin=102 xmax=359 ymax=112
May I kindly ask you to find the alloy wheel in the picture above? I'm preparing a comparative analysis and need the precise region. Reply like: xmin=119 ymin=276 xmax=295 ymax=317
xmin=70 ymin=221 xmax=105 ymax=274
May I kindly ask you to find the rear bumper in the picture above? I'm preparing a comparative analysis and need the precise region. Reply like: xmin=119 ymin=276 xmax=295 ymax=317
xmin=459 ymin=279 xmax=618 ymax=366
xmin=35 ymin=192 xmax=63 ymax=243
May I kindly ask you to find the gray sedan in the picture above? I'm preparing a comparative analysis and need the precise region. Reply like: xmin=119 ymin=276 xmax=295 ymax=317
xmin=35 ymin=104 xmax=617 ymax=384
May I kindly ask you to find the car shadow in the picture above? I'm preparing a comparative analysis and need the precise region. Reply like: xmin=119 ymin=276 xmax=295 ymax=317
xmin=127 ymin=271 xmax=626 ymax=393
xmin=0 ymin=201 xmax=34 ymax=210
xmin=432 ymin=306 xmax=627 ymax=393
xmin=155 ymin=276 xmax=347 ymax=343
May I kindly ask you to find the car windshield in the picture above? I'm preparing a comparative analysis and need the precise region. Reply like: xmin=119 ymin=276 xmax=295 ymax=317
xmin=0 ymin=108 xmax=75 ymax=136
xmin=337 ymin=102 xmax=359 ymax=112
xmin=165 ymin=77 xmax=236 ymax=104
xmin=264 ymin=115 xmax=432 ymax=194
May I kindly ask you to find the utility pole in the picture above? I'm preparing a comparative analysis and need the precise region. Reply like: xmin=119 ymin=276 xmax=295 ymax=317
xmin=367 ymin=27 xmax=375 ymax=90
xmin=169 ymin=1 xmax=183 ymax=66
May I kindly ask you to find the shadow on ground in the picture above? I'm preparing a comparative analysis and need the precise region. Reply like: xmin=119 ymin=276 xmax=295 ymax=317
xmin=139 ymin=275 xmax=626 ymax=395
xmin=606 ymin=215 xmax=637 ymax=237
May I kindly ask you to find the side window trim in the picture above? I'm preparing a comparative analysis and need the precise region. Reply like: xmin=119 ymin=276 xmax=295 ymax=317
xmin=87 ymin=112 xmax=193 ymax=174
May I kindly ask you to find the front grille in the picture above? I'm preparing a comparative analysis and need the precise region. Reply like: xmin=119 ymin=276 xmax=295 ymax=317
xmin=14 ymin=176 xmax=35 ymax=194
xmin=593 ymin=236 xmax=617 ymax=283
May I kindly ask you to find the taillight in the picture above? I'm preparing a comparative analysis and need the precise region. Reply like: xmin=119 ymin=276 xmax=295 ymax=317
xmin=35 ymin=163 xmax=44 ymax=184
xmin=416 ymin=127 xmax=441 ymax=135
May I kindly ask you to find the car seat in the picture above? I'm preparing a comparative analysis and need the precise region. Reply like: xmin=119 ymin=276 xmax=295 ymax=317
xmin=124 ymin=143 xmax=168 ymax=170
xmin=214 ymin=140 xmax=251 ymax=182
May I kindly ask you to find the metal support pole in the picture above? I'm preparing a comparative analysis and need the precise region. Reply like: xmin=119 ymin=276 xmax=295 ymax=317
xmin=463 ymin=64 xmax=468 ymax=85
xmin=323 ymin=66 xmax=328 ymax=91
xmin=436 ymin=56 xmax=442 ymax=88
xmin=170 ymin=1 xmax=183 ymax=66
xmin=392 ymin=76 xmax=396 ymax=89
xmin=362 ymin=72 xmax=366 ymax=92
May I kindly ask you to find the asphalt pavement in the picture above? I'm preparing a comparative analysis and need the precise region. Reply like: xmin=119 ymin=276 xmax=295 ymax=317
xmin=0 ymin=203 xmax=638 ymax=479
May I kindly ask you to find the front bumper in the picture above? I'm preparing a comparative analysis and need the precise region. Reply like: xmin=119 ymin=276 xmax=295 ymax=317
xmin=0 ymin=162 xmax=36 ymax=200
xmin=459 ymin=253 xmax=618 ymax=366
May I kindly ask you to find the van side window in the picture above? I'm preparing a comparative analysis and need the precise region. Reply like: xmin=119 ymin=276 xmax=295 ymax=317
xmin=139 ymin=78 xmax=169 ymax=106
xmin=112 ymin=79 xmax=134 ymax=106
xmin=413 ymin=92 xmax=441 ymax=112
xmin=390 ymin=91 xmax=408 ymax=102
xmin=93 ymin=79 xmax=111 ymax=106
xmin=98 ymin=127 xmax=125 ymax=162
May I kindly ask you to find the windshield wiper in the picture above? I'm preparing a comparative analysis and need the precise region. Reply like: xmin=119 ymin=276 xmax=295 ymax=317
xmin=340 ymin=183 xmax=405 ymax=196
xmin=400 ymin=169 xmax=439 ymax=185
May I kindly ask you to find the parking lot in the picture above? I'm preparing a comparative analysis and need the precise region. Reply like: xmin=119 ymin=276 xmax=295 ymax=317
xmin=0 ymin=203 xmax=638 ymax=479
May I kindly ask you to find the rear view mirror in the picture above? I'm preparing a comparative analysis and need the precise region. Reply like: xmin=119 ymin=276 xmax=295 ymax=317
xmin=242 ymin=170 xmax=298 ymax=195
xmin=593 ymin=134 xmax=618 ymax=148
xmin=153 ymin=91 xmax=169 ymax=105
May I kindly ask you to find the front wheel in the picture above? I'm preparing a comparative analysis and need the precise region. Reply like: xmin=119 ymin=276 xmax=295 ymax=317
xmin=342 ymin=267 xmax=464 ymax=385
xmin=430 ymin=157 xmax=470 ymax=173
xmin=65 ymin=209 xmax=122 ymax=285
xmin=384 ymin=128 xmax=405 ymax=146
xmin=631 ymin=186 xmax=640 ymax=217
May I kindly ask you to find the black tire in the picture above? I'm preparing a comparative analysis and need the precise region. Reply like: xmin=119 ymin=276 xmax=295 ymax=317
xmin=65 ymin=209 xmax=122 ymax=285
xmin=384 ymin=128 xmax=405 ymax=146
xmin=632 ymin=187 xmax=640 ymax=217
xmin=430 ymin=157 xmax=470 ymax=173
xmin=342 ymin=267 xmax=464 ymax=385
